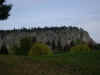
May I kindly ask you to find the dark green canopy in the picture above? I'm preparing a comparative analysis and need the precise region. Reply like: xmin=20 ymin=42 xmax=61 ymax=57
xmin=0 ymin=0 xmax=12 ymax=20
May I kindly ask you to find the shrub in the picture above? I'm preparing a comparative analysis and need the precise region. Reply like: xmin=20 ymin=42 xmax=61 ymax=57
xmin=12 ymin=37 xmax=33 ymax=56
xmin=11 ymin=45 xmax=22 ymax=55
xmin=28 ymin=42 xmax=53 ymax=56
xmin=70 ymin=44 xmax=91 ymax=53
xmin=19 ymin=37 xmax=33 ymax=55
xmin=92 ymin=44 xmax=100 ymax=50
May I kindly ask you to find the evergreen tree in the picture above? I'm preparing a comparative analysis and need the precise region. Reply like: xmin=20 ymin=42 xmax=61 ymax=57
xmin=14 ymin=37 xmax=33 ymax=56
xmin=0 ymin=0 xmax=12 ymax=20
xmin=57 ymin=40 xmax=62 ymax=50
xmin=32 ymin=37 xmax=37 ymax=43
xmin=0 ymin=44 xmax=8 ymax=54
xmin=19 ymin=37 xmax=33 ymax=55
xmin=70 ymin=40 xmax=75 ymax=47
xmin=46 ymin=41 xmax=51 ymax=46
xmin=51 ymin=40 xmax=56 ymax=50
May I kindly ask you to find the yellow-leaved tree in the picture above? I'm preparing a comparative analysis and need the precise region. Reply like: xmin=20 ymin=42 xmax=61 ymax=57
xmin=28 ymin=42 xmax=53 ymax=56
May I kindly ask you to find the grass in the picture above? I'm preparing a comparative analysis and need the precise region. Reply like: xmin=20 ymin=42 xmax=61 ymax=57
xmin=0 ymin=51 xmax=100 ymax=75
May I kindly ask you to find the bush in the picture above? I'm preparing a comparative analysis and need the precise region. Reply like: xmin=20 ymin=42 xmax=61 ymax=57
xmin=93 ymin=44 xmax=100 ymax=50
xmin=19 ymin=37 xmax=33 ymax=55
xmin=28 ymin=42 xmax=53 ymax=56
xmin=12 ymin=37 xmax=33 ymax=56
xmin=70 ymin=44 xmax=91 ymax=53
xmin=11 ymin=45 xmax=22 ymax=55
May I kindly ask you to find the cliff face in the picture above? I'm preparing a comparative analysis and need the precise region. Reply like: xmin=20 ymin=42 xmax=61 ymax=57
xmin=0 ymin=26 xmax=95 ymax=54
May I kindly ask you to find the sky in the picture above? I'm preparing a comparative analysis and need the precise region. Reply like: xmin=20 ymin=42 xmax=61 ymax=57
xmin=0 ymin=0 xmax=100 ymax=43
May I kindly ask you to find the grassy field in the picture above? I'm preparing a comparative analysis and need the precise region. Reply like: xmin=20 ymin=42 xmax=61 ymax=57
xmin=0 ymin=51 xmax=100 ymax=75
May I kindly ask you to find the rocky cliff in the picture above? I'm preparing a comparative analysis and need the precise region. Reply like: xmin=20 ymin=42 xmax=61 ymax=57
xmin=0 ymin=26 xmax=95 ymax=54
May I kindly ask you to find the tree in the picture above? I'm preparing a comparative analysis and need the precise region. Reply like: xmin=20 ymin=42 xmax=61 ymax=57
xmin=0 ymin=44 xmax=8 ymax=54
xmin=32 ymin=36 xmax=37 ymax=43
xmin=51 ymin=40 xmax=56 ymax=50
xmin=19 ymin=37 xmax=33 ymax=55
xmin=57 ymin=40 xmax=63 ymax=50
xmin=12 ymin=37 xmax=33 ymax=56
xmin=0 ymin=0 xmax=12 ymax=20
xmin=64 ymin=44 xmax=71 ymax=52
xmin=46 ymin=41 xmax=51 ymax=46
xmin=70 ymin=40 xmax=75 ymax=47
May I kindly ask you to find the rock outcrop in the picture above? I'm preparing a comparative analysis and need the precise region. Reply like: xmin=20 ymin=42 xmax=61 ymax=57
xmin=0 ymin=26 xmax=95 ymax=54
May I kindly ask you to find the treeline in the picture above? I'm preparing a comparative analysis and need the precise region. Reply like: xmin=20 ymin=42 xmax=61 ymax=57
xmin=0 ymin=26 xmax=83 ymax=32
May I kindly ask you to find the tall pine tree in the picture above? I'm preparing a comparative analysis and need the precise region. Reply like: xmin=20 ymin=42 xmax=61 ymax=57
xmin=0 ymin=0 xmax=12 ymax=20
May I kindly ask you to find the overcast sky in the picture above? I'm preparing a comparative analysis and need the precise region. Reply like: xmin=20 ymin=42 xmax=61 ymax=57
xmin=0 ymin=0 xmax=100 ymax=43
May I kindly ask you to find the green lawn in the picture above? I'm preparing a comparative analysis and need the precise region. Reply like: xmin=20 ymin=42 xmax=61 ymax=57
xmin=0 ymin=51 xmax=100 ymax=75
